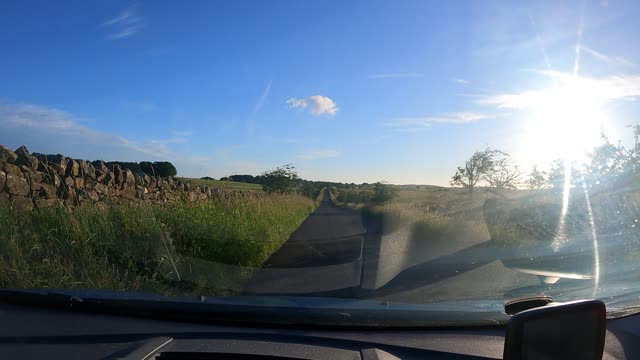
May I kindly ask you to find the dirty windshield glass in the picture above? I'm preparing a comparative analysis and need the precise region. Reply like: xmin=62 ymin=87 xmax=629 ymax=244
xmin=1 ymin=0 xmax=640 ymax=325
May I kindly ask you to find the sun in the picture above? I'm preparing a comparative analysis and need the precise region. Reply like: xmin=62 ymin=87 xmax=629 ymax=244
xmin=521 ymin=76 xmax=608 ymax=165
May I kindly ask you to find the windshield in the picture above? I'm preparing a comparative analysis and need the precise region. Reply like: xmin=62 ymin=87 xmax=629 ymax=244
xmin=1 ymin=0 xmax=639 ymax=326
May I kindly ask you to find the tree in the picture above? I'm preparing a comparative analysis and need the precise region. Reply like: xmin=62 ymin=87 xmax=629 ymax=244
xmin=140 ymin=161 xmax=155 ymax=176
xmin=526 ymin=166 xmax=548 ymax=190
xmin=372 ymin=181 xmax=397 ymax=203
xmin=548 ymin=159 xmax=582 ymax=189
xmin=262 ymin=164 xmax=299 ymax=194
xmin=299 ymin=180 xmax=321 ymax=199
xmin=485 ymin=154 xmax=522 ymax=190
xmin=619 ymin=124 xmax=640 ymax=175
xmin=583 ymin=133 xmax=627 ymax=186
xmin=152 ymin=161 xmax=177 ymax=177
xmin=450 ymin=148 xmax=502 ymax=191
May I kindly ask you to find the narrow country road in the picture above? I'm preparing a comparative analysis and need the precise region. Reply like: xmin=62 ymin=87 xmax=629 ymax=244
xmin=242 ymin=190 xmax=366 ymax=295
xmin=243 ymin=189 xmax=543 ymax=301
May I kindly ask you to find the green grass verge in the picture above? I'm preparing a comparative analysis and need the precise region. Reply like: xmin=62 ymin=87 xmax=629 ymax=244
xmin=176 ymin=177 xmax=263 ymax=191
xmin=0 ymin=194 xmax=315 ymax=296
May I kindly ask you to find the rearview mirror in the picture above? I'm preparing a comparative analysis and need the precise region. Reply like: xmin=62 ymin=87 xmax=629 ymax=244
xmin=504 ymin=299 xmax=606 ymax=360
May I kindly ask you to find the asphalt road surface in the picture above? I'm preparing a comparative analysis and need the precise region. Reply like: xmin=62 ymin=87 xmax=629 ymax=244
xmin=242 ymin=190 xmax=366 ymax=295
xmin=243 ymin=190 xmax=616 ymax=303
xmin=260 ymin=189 xmax=364 ymax=268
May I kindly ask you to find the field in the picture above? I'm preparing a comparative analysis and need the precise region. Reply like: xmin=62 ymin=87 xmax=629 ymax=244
xmin=0 ymin=193 xmax=316 ymax=296
xmin=336 ymin=186 xmax=487 ymax=221
xmin=332 ymin=186 xmax=491 ymax=262
xmin=335 ymin=185 xmax=640 ymax=264
xmin=372 ymin=187 xmax=487 ymax=241
xmin=176 ymin=177 xmax=263 ymax=191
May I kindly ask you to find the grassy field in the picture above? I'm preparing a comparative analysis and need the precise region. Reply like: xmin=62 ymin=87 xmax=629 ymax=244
xmin=334 ymin=186 xmax=491 ymax=244
xmin=335 ymin=186 xmax=488 ymax=218
xmin=336 ymin=185 xmax=640 ymax=262
xmin=176 ymin=177 xmax=263 ymax=191
xmin=0 ymin=193 xmax=316 ymax=296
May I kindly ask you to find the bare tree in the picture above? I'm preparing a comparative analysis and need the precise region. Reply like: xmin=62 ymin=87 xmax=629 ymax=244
xmin=485 ymin=155 xmax=522 ymax=190
xmin=450 ymin=148 xmax=502 ymax=191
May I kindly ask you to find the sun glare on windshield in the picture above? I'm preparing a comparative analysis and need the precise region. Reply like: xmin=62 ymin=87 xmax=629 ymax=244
xmin=523 ymin=74 xmax=607 ymax=163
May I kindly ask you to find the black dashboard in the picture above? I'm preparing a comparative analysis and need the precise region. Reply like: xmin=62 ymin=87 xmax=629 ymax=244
xmin=0 ymin=302 xmax=638 ymax=359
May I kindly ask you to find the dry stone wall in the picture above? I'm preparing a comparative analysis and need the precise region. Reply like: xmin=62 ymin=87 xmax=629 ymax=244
xmin=0 ymin=144 xmax=255 ymax=211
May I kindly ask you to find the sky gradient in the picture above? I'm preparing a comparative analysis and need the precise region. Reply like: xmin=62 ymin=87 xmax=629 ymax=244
xmin=2 ymin=0 xmax=640 ymax=185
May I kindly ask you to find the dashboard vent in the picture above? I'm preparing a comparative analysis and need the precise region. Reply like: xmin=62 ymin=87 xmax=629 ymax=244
xmin=156 ymin=352 xmax=306 ymax=360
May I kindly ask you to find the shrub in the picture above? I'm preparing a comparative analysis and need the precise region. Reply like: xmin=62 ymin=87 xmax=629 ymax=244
xmin=336 ymin=189 xmax=373 ymax=203
xmin=372 ymin=182 xmax=397 ymax=203
xmin=140 ymin=161 xmax=155 ymax=176
xmin=262 ymin=164 xmax=298 ymax=194
xmin=153 ymin=161 xmax=177 ymax=177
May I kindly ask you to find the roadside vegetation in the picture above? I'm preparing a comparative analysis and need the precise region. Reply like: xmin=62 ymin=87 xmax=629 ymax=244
xmin=0 ymin=189 xmax=316 ymax=296
xmin=336 ymin=184 xmax=488 ymax=245
xmin=334 ymin=182 xmax=397 ymax=207
xmin=0 ymin=162 xmax=334 ymax=296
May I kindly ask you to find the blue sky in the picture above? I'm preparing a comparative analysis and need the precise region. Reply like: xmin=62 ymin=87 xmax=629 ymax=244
xmin=2 ymin=0 xmax=640 ymax=185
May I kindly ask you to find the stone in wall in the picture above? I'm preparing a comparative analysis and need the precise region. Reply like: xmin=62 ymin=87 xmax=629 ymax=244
xmin=12 ymin=196 xmax=33 ymax=212
xmin=3 ymin=163 xmax=21 ymax=176
xmin=0 ymin=145 xmax=17 ymax=163
xmin=5 ymin=173 xmax=29 ymax=196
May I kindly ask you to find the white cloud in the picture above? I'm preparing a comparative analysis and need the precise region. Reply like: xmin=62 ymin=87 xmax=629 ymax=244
xmin=581 ymin=46 xmax=610 ymax=63
xmin=477 ymin=70 xmax=640 ymax=109
xmin=387 ymin=112 xmax=492 ymax=132
xmin=453 ymin=78 xmax=470 ymax=84
xmin=104 ymin=5 xmax=143 ymax=40
xmin=1 ymin=103 xmax=77 ymax=130
xmin=254 ymin=80 xmax=272 ymax=113
xmin=581 ymin=46 xmax=637 ymax=68
xmin=108 ymin=27 xmax=139 ymax=40
xmin=296 ymin=149 xmax=339 ymax=161
xmin=286 ymin=95 xmax=338 ymax=116
xmin=0 ymin=101 xmax=173 ymax=159
xmin=0 ymin=101 xmax=281 ymax=178
xmin=150 ymin=138 xmax=187 ymax=145
xmin=369 ymin=73 xmax=424 ymax=79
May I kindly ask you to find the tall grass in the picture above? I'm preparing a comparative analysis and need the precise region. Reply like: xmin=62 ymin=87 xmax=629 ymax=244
xmin=0 ymin=205 xmax=163 ymax=291
xmin=0 ymin=194 xmax=315 ymax=295
xmin=154 ymin=195 xmax=316 ymax=267
xmin=334 ymin=189 xmax=374 ymax=206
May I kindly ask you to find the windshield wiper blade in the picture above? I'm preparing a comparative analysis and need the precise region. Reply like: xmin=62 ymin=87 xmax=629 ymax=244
xmin=0 ymin=288 xmax=509 ymax=328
